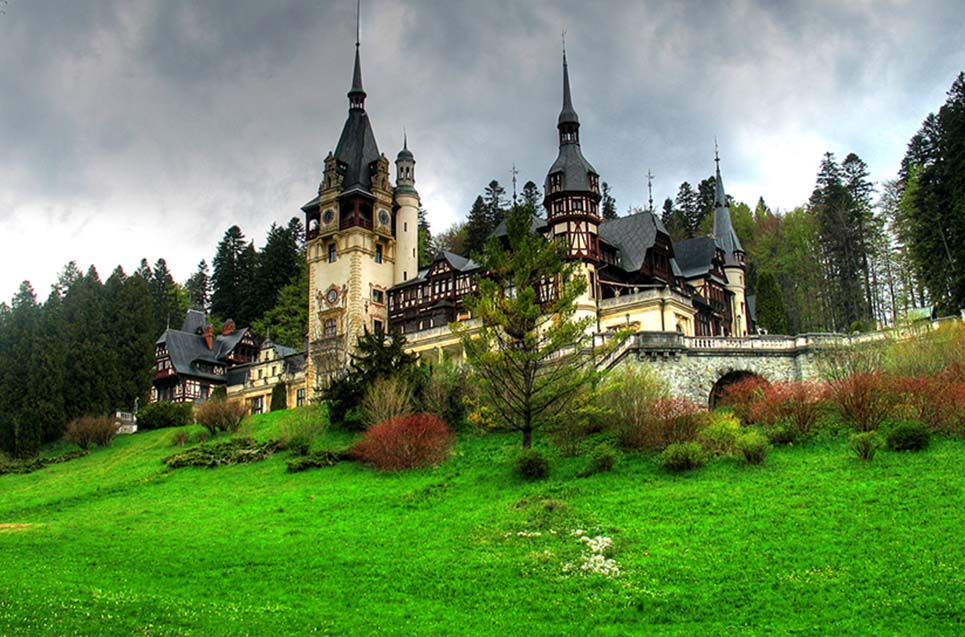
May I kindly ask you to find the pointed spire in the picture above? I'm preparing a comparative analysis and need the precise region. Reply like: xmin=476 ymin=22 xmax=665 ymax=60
xmin=558 ymin=33 xmax=579 ymax=128
xmin=347 ymin=1 xmax=366 ymax=110
xmin=714 ymin=140 xmax=727 ymax=208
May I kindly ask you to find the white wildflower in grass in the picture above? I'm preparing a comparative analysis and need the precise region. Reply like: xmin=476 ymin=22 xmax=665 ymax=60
xmin=516 ymin=530 xmax=542 ymax=538
xmin=568 ymin=534 xmax=620 ymax=579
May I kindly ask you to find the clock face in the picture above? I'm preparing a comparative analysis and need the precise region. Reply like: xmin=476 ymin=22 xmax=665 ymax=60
xmin=322 ymin=209 xmax=334 ymax=225
xmin=378 ymin=209 xmax=390 ymax=226
xmin=326 ymin=289 xmax=338 ymax=304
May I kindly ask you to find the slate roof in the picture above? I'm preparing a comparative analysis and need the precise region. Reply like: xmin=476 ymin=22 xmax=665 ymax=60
xmin=598 ymin=211 xmax=668 ymax=272
xmin=545 ymin=144 xmax=598 ymax=195
xmin=332 ymin=43 xmax=380 ymax=196
xmin=181 ymin=308 xmax=206 ymax=334
xmin=674 ymin=236 xmax=718 ymax=279
xmin=389 ymin=250 xmax=481 ymax=289
xmin=491 ymin=215 xmax=548 ymax=239
xmin=711 ymin=158 xmax=745 ymax=266
xmin=156 ymin=323 xmax=254 ymax=382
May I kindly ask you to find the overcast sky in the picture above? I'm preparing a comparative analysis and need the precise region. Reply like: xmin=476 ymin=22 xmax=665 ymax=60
xmin=1 ymin=0 xmax=962 ymax=302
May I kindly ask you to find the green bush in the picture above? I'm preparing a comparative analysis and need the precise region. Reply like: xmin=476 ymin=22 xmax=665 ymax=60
xmin=285 ymin=450 xmax=350 ymax=473
xmin=163 ymin=438 xmax=281 ymax=468
xmin=278 ymin=406 xmax=327 ymax=456
xmin=210 ymin=385 xmax=227 ymax=402
xmin=579 ymin=445 xmax=618 ymax=477
xmin=698 ymin=413 xmax=742 ymax=456
xmin=137 ymin=401 xmax=194 ymax=431
xmin=766 ymin=422 xmax=798 ymax=446
xmin=850 ymin=431 xmax=881 ymax=461
xmin=737 ymin=430 xmax=770 ymax=465
xmin=886 ymin=421 xmax=931 ymax=452
xmin=419 ymin=361 xmax=477 ymax=429
xmin=270 ymin=382 xmax=288 ymax=411
xmin=659 ymin=442 xmax=706 ymax=472
xmin=514 ymin=449 xmax=549 ymax=481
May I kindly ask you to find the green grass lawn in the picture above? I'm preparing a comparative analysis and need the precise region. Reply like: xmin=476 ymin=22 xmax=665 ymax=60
xmin=1 ymin=411 xmax=963 ymax=636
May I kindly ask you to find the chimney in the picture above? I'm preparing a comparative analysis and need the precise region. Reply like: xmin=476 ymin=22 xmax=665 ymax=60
xmin=222 ymin=319 xmax=236 ymax=336
xmin=203 ymin=325 xmax=214 ymax=350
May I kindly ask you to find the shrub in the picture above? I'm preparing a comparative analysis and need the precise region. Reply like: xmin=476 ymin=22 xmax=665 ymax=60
xmin=658 ymin=442 xmax=706 ymax=472
xmin=513 ymin=449 xmax=550 ymax=481
xmin=851 ymin=431 xmax=881 ymax=461
xmin=614 ymin=395 xmax=703 ymax=452
xmin=286 ymin=449 xmax=351 ymax=473
xmin=774 ymin=381 xmax=826 ymax=436
xmin=765 ymin=422 xmax=798 ymax=446
xmin=895 ymin=375 xmax=965 ymax=437
xmin=826 ymin=372 xmax=899 ymax=432
xmin=210 ymin=385 xmax=227 ymax=402
xmin=65 ymin=416 xmax=117 ymax=450
xmin=172 ymin=430 xmax=189 ymax=447
xmin=737 ymin=430 xmax=770 ymax=465
xmin=194 ymin=400 xmax=247 ymax=436
xmin=697 ymin=412 xmax=743 ymax=456
xmin=351 ymin=413 xmax=454 ymax=471
xmin=599 ymin=366 xmax=669 ymax=439
xmin=886 ymin=421 xmax=931 ymax=452
xmin=719 ymin=376 xmax=772 ymax=425
xmin=163 ymin=438 xmax=281 ymax=468
xmin=270 ymin=382 xmax=288 ymax=411
xmin=278 ymin=406 xmax=328 ymax=456
xmin=579 ymin=445 xmax=618 ymax=477
xmin=136 ymin=401 xmax=194 ymax=431
xmin=360 ymin=375 xmax=415 ymax=428
xmin=419 ymin=362 xmax=477 ymax=428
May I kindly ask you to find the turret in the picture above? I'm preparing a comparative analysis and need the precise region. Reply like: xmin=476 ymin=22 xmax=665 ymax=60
xmin=394 ymin=134 xmax=419 ymax=283
xmin=543 ymin=49 xmax=601 ymax=261
xmin=712 ymin=148 xmax=749 ymax=336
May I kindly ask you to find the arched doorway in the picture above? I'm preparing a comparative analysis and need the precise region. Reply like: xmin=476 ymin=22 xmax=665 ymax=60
xmin=709 ymin=370 xmax=767 ymax=409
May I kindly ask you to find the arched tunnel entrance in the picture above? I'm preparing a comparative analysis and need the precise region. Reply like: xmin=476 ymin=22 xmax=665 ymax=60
xmin=709 ymin=370 xmax=768 ymax=409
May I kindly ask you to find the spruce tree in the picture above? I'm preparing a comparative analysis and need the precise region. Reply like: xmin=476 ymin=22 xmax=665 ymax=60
xmin=211 ymin=225 xmax=248 ymax=322
xmin=754 ymin=270 xmax=788 ymax=334
xmin=464 ymin=196 xmax=492 ymax=258
xmin=483 ymin=180 xmax=508 ymax=229
xmin=417 ymin=206 xmax=433 ymax=268
xmin=521 ymin=181 xmax=542 ymax=210
xmin=675 ymin=181 xmax=700 ymax=238
xmin=29 ymin=289 xmax=68 ymax=443
xmin=255 ymin=223 xmax=300 ymax=320
xmin=601 ymin=182 xmax=618 ymax=220
xmin=185 ymin=260 xmax=211 ymax=312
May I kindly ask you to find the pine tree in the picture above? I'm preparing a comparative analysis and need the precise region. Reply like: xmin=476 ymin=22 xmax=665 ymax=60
xmin=252 ymin=262 xmax=308 ymax=349
xmin=521 ymin=181 xmax=542 ymax=210
xmin=601 ymin=182 xmax=618 ymax=220
xmin=185 ymin=260 xmax=211 ymax=312
xmin=151 ymin=258 xmax=187 ymax=337
xmin=454 ymin=205 xmax=604 ymax=449
xmin=675 ymin=181 xmax=700 ymax=237
xmin=1 ymin=282 xmax=41 ymax=456
xmin=254 ymin=223 xmax=300 ymax=320
xmin=483 ymin=180 xmax=508 ymax=229
xmin=464 ymin=196 xmax=493 ymax=258
xmin=696 ymin=175 xmax=718 ymax=230
xmin=754 ymin=270 xmax=788 ymax=334
xmin=417 ymin=206 xmax=433 ymax=268
xmin=29 ymin=288 xmax=68 ymax=443
xmin=106 ymin=268 xmax=155 ymax=411
xmin=211 ymin=225 xmax=249 ymax=322
xmin=62 ymin=267 xmax=114 ymax=421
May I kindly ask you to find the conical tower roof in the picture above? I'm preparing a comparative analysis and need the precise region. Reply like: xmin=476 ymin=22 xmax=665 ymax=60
xmin=712 ymin=149 xmax=745 ymax=266
xmin=333 ymin=41 xmax=380 ymax=196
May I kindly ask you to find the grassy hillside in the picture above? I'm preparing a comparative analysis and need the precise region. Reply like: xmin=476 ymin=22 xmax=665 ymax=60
xmin=1 ymin=411 xmax=963 ymax=636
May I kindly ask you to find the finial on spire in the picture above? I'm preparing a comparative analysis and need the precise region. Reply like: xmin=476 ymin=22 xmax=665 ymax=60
xmin=355 ymin=0 xmax=361 ymax=48
xmin=511 ymin=163 xmax=519 ymax=205
xmin=714 ymin=137 xmax=720 ymax=166
xmin=647 ymin=169 xmax=654 ymax=214
xmin=348 ymin=0 xmax=366 ymax=109
xmin=403 ymin=126 xmax=408 ymax=150
xmin=557 ymin=32 xmax=579 ymax=129
xmin=562 ymin=29 xmax=567 ymax=60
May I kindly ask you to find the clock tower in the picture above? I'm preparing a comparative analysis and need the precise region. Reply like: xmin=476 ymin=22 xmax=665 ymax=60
xmin=302 ymin=37 xmax=414 ymax=391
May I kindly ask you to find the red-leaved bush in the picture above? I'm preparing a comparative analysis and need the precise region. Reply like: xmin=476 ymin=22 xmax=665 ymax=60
xmin=618 ymin=397 xmax=704 ymax=451
xmin=720 ymin=377 xmax=776 ymax=425
xmin=771 ymin=381 xmax=827 ymax=435
xmin=826 ymin=372 xmax=899 ymax=432
xmin=895 ymin=375 xmax=965 ymax=437
xmin=351 ymin=413 xmax=455 ymax=471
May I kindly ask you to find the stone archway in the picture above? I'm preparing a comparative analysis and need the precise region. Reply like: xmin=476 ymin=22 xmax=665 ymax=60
xmin=709 ymin=370 xmax=768 ymax=409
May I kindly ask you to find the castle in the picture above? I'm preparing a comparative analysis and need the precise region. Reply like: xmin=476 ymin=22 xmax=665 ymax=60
xmin=152 ymin=36 xmax=752 ymax=410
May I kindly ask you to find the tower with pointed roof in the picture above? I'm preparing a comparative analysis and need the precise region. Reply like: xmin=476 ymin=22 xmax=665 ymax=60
xmin=543 ymin=49 xmax=602 ymax=262
xmin=302 ymin=27 xmax=419 ymax=390
xmin=711 ymin=150 xmax=749 ymax=336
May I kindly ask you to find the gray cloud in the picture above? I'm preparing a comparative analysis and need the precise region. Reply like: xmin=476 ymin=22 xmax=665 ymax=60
xmin=0 ymin=0 xmax=963 ymax=300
